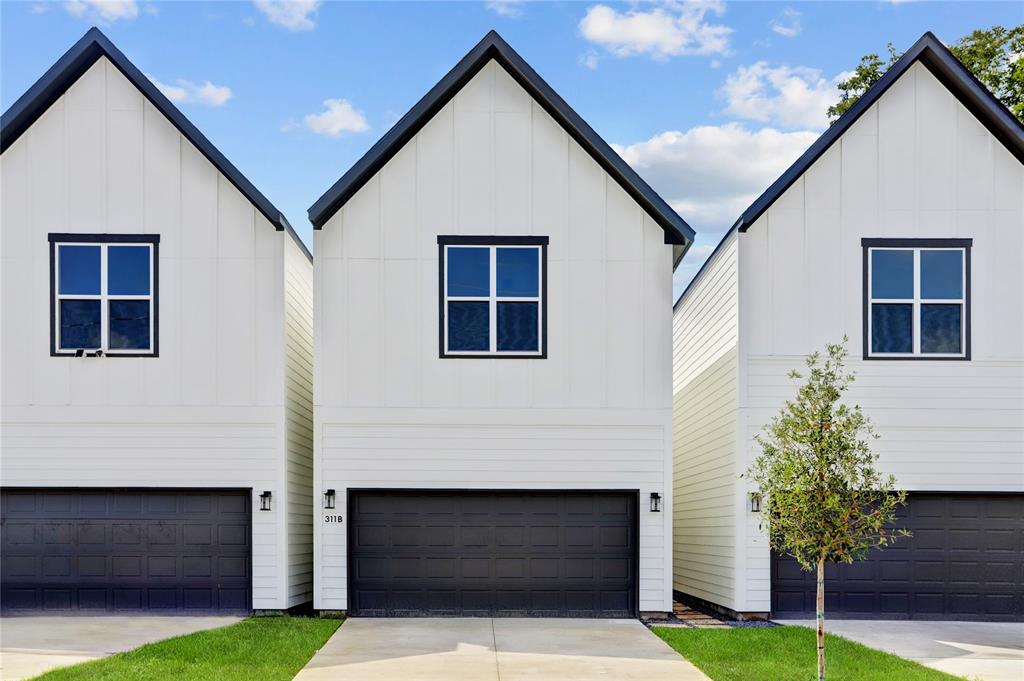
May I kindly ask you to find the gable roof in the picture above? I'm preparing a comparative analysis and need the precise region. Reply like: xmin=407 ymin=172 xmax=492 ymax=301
xmin=307 ymin=30 xmax=695 ymax=256
xmin=1 ymin=27 xmax=311 ymax=263
xmin=733 ymin=31 xmax=1024 ymax=235
xmin=675 ymin=30 xmax=1024 ymax=311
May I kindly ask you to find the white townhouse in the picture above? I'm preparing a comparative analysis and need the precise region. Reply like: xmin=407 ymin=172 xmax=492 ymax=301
xmin=673 ymin=33 xmax=1023 ymax=622
xmin=309 ymin=31 xmax=695 ymax=617
xmin=0 ymin=28 xmax=314 ymax=614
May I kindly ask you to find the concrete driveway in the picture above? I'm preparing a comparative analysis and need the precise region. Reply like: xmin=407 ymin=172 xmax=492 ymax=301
xmin=790 ymin=620 xmax=1024 ymax=681
xmin=0 ymin=615 xmax=242 ymax=681
xmin=295 ymin=617 xmax=709 ymax=681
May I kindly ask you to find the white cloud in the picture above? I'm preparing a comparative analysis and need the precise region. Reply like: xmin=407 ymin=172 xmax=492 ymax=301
xmin=253 ymin=0 xmax=320 ymax=31
xmin=579 ymin=1 xmax=732 ymax=60
xmin=770 ymin=7 xmax=801 ymax=38
xmin=64 ymin=0 xmax=138 ymax=22
xmin=686 ymin=243 xmax=716 ymax=258
xmin=613 ymin=123 xmax=818 ymax=292
xmin=718 ymin=62 xmax=840 ymax=130
xmin=31 ymin=3 xmax=50 ymax=13
xmin=485 ymin=0 xmax=523 ymax=17
xmin=302 ymin=99 xmax=369 ymax=137
xmin=579 ymin=50 xmax=600 ymax=70
xmin=147 ymin=74 xmax=233 ymax=107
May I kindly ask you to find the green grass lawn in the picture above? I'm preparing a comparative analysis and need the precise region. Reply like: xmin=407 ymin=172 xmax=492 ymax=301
xmin=654 ymin=625 xmax=965 ymax=681
xmin=32 ymin=616 xmax=341 ymax=681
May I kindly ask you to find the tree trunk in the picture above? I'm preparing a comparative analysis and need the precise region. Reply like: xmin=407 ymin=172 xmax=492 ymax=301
xmin=816 ymin=557 xmax=826 ymax=681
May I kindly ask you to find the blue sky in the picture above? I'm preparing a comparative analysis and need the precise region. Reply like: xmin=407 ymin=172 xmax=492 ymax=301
xmin=3 ymin=0 xmax=1019 ymax=296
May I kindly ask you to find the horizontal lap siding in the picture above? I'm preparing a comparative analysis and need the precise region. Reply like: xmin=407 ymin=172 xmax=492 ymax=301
xmin=738 ymin=62 xmax=1024 ymax=613
xmin=672 ymin=234 xmax=739 ymax=610
xmin=314 ymin=61 xmax=674 ymax=612
xmin=318 ymin=414 xmax=668 ymax=611
xmin=284 ymin=239 xmax=314 ymax=607
xmin=746 ymin=357 xmax=1024 ymax=489
xmin=0 ymin=408 xmax=283 ymax=607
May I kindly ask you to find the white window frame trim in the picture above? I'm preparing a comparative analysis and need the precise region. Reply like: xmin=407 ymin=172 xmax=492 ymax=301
xmin=53 ymin=240 xmax=156 ymax=356
xmin=441 ymin=242 xmax=545 ymax=358
xmin=867 ymin=245 xmax=967 ymax=359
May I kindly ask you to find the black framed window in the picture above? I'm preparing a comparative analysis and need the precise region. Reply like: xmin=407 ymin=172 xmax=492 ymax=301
xmin=49 ymin=234 xmax=160 ymax=357
xmin=438 ymin=236 xmax=547 ymax=358
xmin=862 ymin=238 xmax=970 ymax=360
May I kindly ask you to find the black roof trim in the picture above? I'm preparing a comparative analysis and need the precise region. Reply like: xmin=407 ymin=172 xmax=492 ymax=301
xmin=1 ymin=27 xmax=311 ymax=264
xmin=308 ymin=30 xmax=694 ymax=251
xmin=732 ymin=31 xmax=1024 ymax=234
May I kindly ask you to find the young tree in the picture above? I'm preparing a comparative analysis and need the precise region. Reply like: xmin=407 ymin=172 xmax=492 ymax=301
xmin=828 ymin=25 xmax=1024 ymax=124
xmin=746 ymin=341 xmax=908 ymax=681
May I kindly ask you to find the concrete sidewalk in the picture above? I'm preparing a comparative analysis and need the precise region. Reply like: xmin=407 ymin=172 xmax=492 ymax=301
xmin=0 ymin=615 xmax=241 ymax=681
xmin=789 ymin=619 xmax=1024 ymax=681
xmin=295 ymin=617 xmax=710 ymax=681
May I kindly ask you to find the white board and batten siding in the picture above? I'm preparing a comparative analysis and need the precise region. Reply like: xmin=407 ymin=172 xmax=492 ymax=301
xmin=314 ymin=60 xmax=676 ymax=612
xmin=0 ymin=57 xmax=315 ymax=610
xmin=674 ymin=60 xmax=1024 ymax=616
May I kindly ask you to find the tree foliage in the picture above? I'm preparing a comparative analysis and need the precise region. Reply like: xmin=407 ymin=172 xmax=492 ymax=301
xmin=827 ymin=44 xmax=900 ymax=122
xmin=747 ymin=341 xmax=908 ymax=680
xmin=828 ymin=25 xmax=1024 ymax=124
xmin=747 ymin=340 xmax=908 ymax=570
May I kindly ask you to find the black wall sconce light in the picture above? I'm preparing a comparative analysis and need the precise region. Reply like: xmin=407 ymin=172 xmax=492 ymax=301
xmin=324 ymin=489 xmax=336 ymax=510
xmin=749 ymin=493 xmax=761 ymax=513
xmin=259 ymin=490 xmax=272 ymax=511
xmin=650 ymin=492 xmax=662 ymax=513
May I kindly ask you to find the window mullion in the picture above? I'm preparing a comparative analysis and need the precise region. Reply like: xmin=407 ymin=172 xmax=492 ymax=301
xmin=489 ymin=247 xmax=497 ymax=353
xmin=100 ymin=244 xmax=108 ymax=351
xmin=917 ymin=249 xmax=925 ymax=356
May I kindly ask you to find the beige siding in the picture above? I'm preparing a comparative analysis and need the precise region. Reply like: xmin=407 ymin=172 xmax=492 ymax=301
xmin=672 ymin=233 xmax=739 ymax=610
xmin=283 ymin=237 xmax=314 ymax=607
xmin=735 ymin=61 xmax=1024 ymax=612
xmin=314 ymin=60 xmax=675 ymax=612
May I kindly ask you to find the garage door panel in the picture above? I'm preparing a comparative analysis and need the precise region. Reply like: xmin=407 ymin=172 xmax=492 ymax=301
xmin=880 ymin=593 xmax=909 ymax=614
xmin=771 ymin=493 xmax=1023 ymax=621
xmin=349 ymin=491 xmax=637 ymax=617
xmin=1 ymin=489 xmax=251 ymax=613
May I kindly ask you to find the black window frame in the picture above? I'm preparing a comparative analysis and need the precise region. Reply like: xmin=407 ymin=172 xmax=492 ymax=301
xmin=861 ymin=237 xmax=971 ymax=361
xmin=49 ymin=233 xmax=160 ymax=358
xmin=437 ymin=235 xmax=548 ymax=359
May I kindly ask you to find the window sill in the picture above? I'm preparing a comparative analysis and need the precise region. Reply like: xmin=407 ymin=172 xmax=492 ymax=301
xmin=440 ymin=353 xmax=547 ymax=360
xmin=863 ymin=354 xmax=970 ymax=361
xmin=51 ymin=351 xmax=159 ymax=358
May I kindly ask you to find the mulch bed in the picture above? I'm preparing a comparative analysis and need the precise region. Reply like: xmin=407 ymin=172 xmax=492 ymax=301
xmin=643 ymin=601 xmax=778 ymax=629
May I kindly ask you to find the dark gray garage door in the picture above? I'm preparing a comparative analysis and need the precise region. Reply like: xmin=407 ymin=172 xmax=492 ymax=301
xmin=772 ymin=493 xmax=1023 ymax=621
xmin=348 ymin=490 xmax=637 ymax=617
xmin=1 ymin=489 xmax=251 ymax=613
